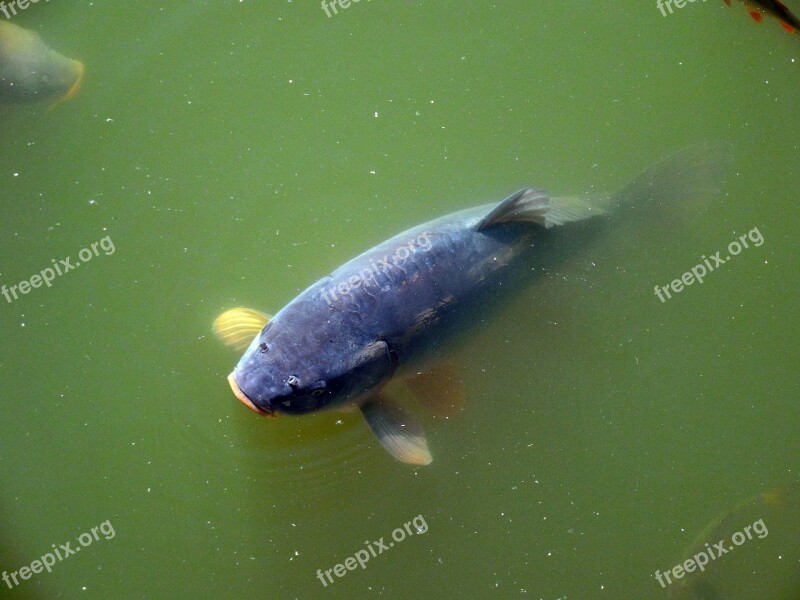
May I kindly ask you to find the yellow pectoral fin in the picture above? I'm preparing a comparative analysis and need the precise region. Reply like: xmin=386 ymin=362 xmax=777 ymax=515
xmin=213 ymin=307 xmax=271 ymax=351
xmin=404 ymin=361 xmax=465 ymax=418
xmin=360 ymin=393 xmax=432 ymax=466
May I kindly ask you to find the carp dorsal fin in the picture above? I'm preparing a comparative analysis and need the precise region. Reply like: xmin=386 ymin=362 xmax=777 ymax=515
xmin=475 ymin=188 xmax=549 ymax=231
xmin=404 ymin=361 xmax=465 ymax=418
xmin=475 ymin=187 xmax=605 ymax=231
xmin=213 ymin=307 xmax=271 ymax=351
xmin=360 ymin=393 xmax=432 ymax=466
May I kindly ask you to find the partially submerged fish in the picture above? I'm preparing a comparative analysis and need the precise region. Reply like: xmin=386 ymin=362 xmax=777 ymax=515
xmin=667 ymin=487 xmax=794 ymax=599
xmin=0 ymin=21 xmax=84 ymax=106
xmin=723 ymin=0 xmax=800 ymax=33
xmin=216 ymin=145 xmax=722 ymax=466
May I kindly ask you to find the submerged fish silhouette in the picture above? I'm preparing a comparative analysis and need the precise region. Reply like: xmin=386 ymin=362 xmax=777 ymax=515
xmin=667 ymin=487 xmax=794 ymax=599
xmin=0 ymin=21 xmax=84 ymax=106
xmin=215 ymin=145 xmax=723 ymax=466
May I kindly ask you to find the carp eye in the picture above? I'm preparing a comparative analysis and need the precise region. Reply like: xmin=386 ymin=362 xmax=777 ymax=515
xmin=287 ymin=375 xmax=300 ymax=389
xmin=311 ymin=388 xmax=325 ymax=397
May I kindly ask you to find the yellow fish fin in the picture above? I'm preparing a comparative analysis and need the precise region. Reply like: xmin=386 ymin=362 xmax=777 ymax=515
xmin=213 ymin=307 xmax=271 ymax=352
xmin=360 ymin=393 xmax=432 ymax=466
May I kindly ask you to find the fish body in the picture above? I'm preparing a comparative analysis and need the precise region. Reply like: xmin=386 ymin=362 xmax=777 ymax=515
xmin=218 ymin=145 xmax=722 ymax=465
xmin=724 ymin=0 xmax=800 ymax=32
xmin=224 ymin=191 xmax=601 ymax=466
xmin=233 ymin=193 xmax=559 ymax=412
xmin=0 ymin=21 xmax=84 ymax=105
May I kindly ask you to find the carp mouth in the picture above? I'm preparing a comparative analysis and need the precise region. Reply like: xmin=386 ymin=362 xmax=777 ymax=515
xmin=227 ymin=372 xmax=275 ymax=417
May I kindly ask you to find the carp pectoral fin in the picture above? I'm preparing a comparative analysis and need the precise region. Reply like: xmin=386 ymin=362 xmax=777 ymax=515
xmin=404 ymin=362 xmax=465 ymax=418
xmin=212 ymin=307 xmax=271 ymax=351
xmin=360 ymin=394 xmax=432 ymax=466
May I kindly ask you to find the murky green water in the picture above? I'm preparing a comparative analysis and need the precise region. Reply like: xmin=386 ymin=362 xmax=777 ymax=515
xmin=1 ymin=2 xmax=798 ymax=599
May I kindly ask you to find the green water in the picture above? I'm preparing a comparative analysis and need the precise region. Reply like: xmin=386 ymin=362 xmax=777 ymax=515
xmin=1 ymin=1 xmax=798 ymax=599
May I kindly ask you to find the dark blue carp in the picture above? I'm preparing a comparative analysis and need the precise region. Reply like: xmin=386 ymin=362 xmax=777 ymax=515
xmin=215 ymin=146 xmax=722 ymax=466
xmin=0 ymin=21 xmax=84 ymax=106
